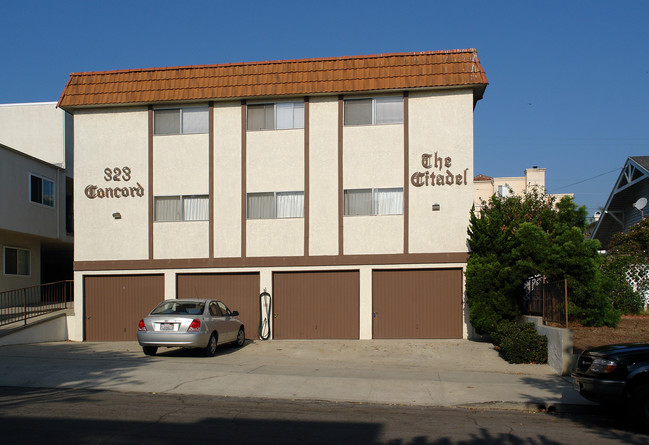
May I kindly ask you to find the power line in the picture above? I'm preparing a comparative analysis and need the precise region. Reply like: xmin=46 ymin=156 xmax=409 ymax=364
xmin=549 ymin=168 xmax=619 ymax=192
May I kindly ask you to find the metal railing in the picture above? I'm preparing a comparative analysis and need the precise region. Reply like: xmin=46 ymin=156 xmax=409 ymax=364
xmin=0 ymin=280 xmax=74 ymax=327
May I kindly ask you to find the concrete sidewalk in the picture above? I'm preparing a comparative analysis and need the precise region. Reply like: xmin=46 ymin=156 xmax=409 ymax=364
xmin=0 ymin=339 xmax=593 ymax=412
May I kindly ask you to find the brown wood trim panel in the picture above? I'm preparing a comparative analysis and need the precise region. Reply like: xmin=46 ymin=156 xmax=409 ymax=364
xmin=403 ymin=92 xmax=409 ymax=254
xmin=148 ymin=105 xmax=154 ymax=260
xmin=241 ymin=100 xmax=247 ymax=258
xmin=209 ymin=101 xmax=214 ymax=259
xmin=74 ymin=251 xmax=470 ymax=271
xmin=338 ymin=95 xmax=344 ymax=256
xmin=304 ymin=96 xmax=310 ymax=257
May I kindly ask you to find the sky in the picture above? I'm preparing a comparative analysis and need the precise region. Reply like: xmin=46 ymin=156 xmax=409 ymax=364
xmin=1 ymin=0 xmax=647 ymax=217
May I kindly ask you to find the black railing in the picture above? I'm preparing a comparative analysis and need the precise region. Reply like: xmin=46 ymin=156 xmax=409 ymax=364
xmin=0 ymin=280 xmax=74 ymax=327
xmin=522 ymin=276 xmax=568 ymax=326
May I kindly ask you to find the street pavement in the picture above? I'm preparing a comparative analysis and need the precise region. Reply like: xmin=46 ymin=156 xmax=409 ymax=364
xmin=0 ymin=338 xmax=593 ymax=412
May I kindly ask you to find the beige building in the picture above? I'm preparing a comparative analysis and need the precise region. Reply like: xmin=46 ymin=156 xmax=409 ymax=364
xmin=58 ymin=49 xmax=489 ymax=342
xmin=473 ymin=167 xmax=572 ymax=210
xmin=0 ymin=103 xmax=74 ymax=292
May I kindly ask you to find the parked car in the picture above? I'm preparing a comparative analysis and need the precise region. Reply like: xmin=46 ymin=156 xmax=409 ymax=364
xmin=572 ymin=343 xmax=649 ymax=428
xmin=137 ymin=299 xmax=245 ymax=357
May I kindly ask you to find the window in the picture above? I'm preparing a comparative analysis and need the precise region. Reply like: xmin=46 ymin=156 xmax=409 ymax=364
xmin=217 ymin=301 xmax=231 ymax=316
xmin=497 ymin=184 xmax=510 ymax=198
xmin=154 ymin=107 xmax=209 ymax=135
xmin=154 ymin=195 xmax=209 ymax=221
xmin=344 ymin=188 xmax=403 ymax=216
xmin=247 ymin=191 xmax=304 ymax=219
xmin=344 ymin=97 xmax=403 ymax=126
xmin=30 ymin=174 xmax=55 ymax=207
xmin=3 ymin=247 xmax=30 ymax=277
xmin=209 ymin=301 xmax=223 ymax=316
xmin=247 ymin=102 xmax=304 ymax=131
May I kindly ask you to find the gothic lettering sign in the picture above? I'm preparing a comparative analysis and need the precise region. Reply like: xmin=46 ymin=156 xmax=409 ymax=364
xmin=411 ymin=152 xmax=469 ymax=187
xmin=84 ymin=166 xmax=145 ymax=199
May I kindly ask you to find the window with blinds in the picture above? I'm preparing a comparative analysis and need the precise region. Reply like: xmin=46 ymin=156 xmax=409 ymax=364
xmin=247 ymin=102 xmax=304 ymax=131
xmin=344 ymin=97 xmax=403 ymax=126
xmin=344 ymin=187 xmax=403 ymax=216
xmin=247 ymin=191 xmax=304 ymax=219
xmin=154 ymin=195 xmax=209 ymax=221
xmin=154 ymin=107 xmax=209 ymax=135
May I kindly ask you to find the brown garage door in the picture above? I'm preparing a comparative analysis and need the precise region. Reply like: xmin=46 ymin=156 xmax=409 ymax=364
xmin=177 ymin=273 xmax=259 ymax=338
xmin=273 ymin=270 xmax=359 ymax=339
xmin=372 ymin=269 xmax=462 ymax=339
xmin=84 ymin=275 xmax=165 ymax=341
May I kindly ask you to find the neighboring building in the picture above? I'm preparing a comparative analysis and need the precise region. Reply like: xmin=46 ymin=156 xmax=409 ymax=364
xmin=591 ymin=156 xmax=649 ymax=250
xmin=0 ymin=103 xmax=74 ymax=292
xmin=473 ymin=167 xmax=572 ymax=211
xmin=58 ymin=49 xmax=489 ymax=342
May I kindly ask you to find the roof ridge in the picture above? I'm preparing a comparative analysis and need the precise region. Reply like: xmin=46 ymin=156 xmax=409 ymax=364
xmin=66 ymin=49 xmax=479 ymax=77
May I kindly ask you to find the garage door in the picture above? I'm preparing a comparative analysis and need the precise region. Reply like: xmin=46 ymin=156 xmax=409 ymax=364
xmin=273 ymin=270 xmax=359 ymax=339
xmin=176 ymin=273 xmax=259 ymax=338
xmin=84 ymin=275 xmax=165 ymax=341
xmin=372 ymin=269 xmax=462 ymax=339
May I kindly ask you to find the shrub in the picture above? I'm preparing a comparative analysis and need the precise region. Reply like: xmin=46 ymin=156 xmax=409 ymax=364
xmin=491 ymin=320 xmax=548 ymax=364
xmin=611 ymin=282 xmax=644 ymax=315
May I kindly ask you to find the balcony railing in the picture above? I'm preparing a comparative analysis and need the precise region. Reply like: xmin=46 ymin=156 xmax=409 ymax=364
xmin=0 ymin=280 xmax=74 ymax=327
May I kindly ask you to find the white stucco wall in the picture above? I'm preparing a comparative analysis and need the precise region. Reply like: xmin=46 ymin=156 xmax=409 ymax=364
xmin=247 ymin=218 xmax=304 ymax=257
xmin=308 ymin=97 xmax=339 ymax=256
xmin=246 ymin=112 xmax=304 ymax=257
xmin=247 ymin=129 xmax=304 ymax=192
xmin=74 ymin=107 xmax=150 ymax=261
xmin=344 ymin=215 xmax=403 ymax=254
xmin=408 ymin=90 xmax=474 ymax=254
xmin=213 ymin=102 xmax=243 ymax=258
xmin=153 ymin=133 xmax=209 ymax=195
xmin=154 ymin=221 xmax=209 ymax=259
xmin=342 ymin=111 xmax=404 ymax=254
xmin=343 ymin=123 xmax=403 ymax=188
xmin=0 ymin=102 xmax=67 ymax=166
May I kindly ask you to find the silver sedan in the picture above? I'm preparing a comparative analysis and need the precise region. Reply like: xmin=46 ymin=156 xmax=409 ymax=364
xmin=137 ymin=299 xmax=245 ymax=356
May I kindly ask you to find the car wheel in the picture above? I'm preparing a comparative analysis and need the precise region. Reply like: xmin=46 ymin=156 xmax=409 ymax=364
xmin=629 ymin=384 xmax=649 ymax=430
xmin=233 ymin=327 xmax=245 ymax=347
xmin=205 ymin=333 xmax=218 ymax=357
xmin=143 ymin=346 xmax=158 ymax=356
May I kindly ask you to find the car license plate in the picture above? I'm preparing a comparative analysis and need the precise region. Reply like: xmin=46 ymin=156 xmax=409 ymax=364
xmin=160 ymin=323 xmax=174 ymax=331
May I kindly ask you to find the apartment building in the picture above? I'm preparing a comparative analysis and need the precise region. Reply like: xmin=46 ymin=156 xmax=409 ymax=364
xmin=58 ymin=49 xmax=488 ymax=341
xmin=0 ymin=103 xmax=73 ymax=293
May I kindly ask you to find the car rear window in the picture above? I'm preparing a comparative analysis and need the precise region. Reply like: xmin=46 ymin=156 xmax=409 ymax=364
xmin=151 ymin=302 xmax=205 ymax=315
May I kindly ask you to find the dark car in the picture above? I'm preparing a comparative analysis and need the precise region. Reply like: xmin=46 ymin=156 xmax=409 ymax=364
xmin=572 ymin=343 xmax=649 ymax=428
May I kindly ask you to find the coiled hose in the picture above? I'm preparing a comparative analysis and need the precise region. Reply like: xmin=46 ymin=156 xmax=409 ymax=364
xmin=258 ymin=291 xmax=271 ymax=340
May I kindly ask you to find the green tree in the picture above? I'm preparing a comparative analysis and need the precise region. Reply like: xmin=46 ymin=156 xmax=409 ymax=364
xmin=602 ymin=218 xmax=649 ymax=314
xmin=466 ymin=191 xmax=618 ymax=335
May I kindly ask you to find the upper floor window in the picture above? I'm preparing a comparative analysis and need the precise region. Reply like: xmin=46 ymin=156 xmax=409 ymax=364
xmin=154 ymin=107 xmax=209 ymax=135
xmin=154 ymin=195 xmax=209 ymax=222
xmin=30 ymin=173 xmax=55 ymax=207
xmin=247 ymin=191 xmax=304 ymax=219
xmin=247 ymin=102 xmax=304 ymax=131
xmin=3 ymin=246 xmax=30 ymax=277
xmin=497 ymin=184 xmax=510 ymax=198
xmin=344 ymin=97 xmax=403 ymax=126
xmin=344 ymin=187 xmax=403 ymax=216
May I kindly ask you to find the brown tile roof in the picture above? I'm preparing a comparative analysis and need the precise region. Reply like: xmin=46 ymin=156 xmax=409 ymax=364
xmin=473 ymin=174 xmax=493 ymax=181
xmin=58 ymin=49 xmax=488 ymax=110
